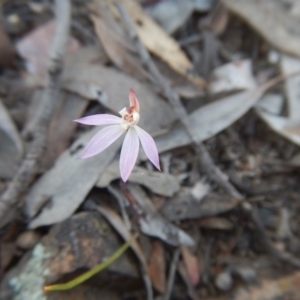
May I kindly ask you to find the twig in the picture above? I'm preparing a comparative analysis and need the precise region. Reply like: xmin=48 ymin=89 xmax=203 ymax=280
xmin=164 ymin=248 xmax=180 ymax=300
xmin=243 ymin=202 xmax=300 ymax=268
xmin=0 ymin=0 xmax=71 ymax=225
xmin=116 ymin=3 xmax=244 ymax=200
xmin=108 ymin=184 xmax=131 ymax=230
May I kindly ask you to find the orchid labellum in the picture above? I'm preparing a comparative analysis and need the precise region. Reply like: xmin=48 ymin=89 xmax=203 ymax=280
xmin=74 ymin=89 xmax=160 ymax=182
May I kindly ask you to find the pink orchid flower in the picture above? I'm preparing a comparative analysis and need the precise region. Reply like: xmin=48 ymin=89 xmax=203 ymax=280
xmin=74 ymin=89 xmax=160 ymax=182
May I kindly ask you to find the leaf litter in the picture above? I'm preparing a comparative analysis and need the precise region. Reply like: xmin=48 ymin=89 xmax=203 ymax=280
xmin=2 ymin=0 xmax=300 ymax=299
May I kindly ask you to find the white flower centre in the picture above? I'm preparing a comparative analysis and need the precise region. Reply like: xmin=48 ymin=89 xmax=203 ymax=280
xmin=119 ymin=107 xmax=140 ymax=130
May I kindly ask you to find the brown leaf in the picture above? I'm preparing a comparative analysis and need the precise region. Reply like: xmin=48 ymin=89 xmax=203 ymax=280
xmin=198 ymin=217 xmax=234 ymax=230
xmin=119 ymin=0 xmax=206 ymax=87
xmin=42 ymin=92 xmax=88 ymax=170
xmin=90 ymin=5 xmax=150 ymax=80
xmin=181 ymin=245 xmax=200 ymax=286
xmin=148 ymin=241 xmax=166 ymax=293
xmin=16 ymin=20 xmax=80 ymax=75
xmin=0 ymin=24 xmax=16 ymax=68
xmin=0 ymin=242 xmax=15 ymax=274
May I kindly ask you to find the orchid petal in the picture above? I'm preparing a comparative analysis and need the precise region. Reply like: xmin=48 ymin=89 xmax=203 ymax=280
xmin=80 ymin=125 xmax=125 ymax=158
xmin=120 ymin=127 xmax=139 ymax=182
xmin=135 ymin=126 xmax=160 ymax=170
xmin=74 ymin=114 xmax=122 ymax=126
xmin=129 ymin=89 xmax=140 ymax=112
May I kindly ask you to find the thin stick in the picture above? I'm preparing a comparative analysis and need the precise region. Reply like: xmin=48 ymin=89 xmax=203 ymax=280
xmin=108 ymin=184 xmax=131 ymax=230
xmin=164 ymin=248 xmax=180 ymax=300
xmin=116 ymin=3 xmax=243 ymax=200
xmin=0 ymin=0 xmax=71 ymax=225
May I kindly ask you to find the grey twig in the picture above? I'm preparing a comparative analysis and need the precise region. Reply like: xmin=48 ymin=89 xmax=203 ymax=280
xmin=116 ymin=3 xmax=243 ymax=200
xmin=108 ymin=184 xmax=131 ymax=230
xmin=0 ymin=0 xmax=71 ymax=225
xmin=164 ymin=248 xmax=180 ymax=300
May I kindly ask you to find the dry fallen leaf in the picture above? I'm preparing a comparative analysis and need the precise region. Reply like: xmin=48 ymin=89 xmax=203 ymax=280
xmin=222 ymin=0 xmax=300 ymax=57
xmin=148 ymin=240 xmax=166 ymax=293
xmin=255 ymin=58 xmax=300 ymax=147
xmin=0 ymin=24 xmax=16 ymax=68
xmin=0 ymin=243 xmax=15 ymax=274
xmin=41 ymin=92 xmax=88 ymax=170
xmin=209 ymin=59 xmax=257 ymax=95
xmin=16 ymin=20 xmax=80 ymax=75
xmin=90 ymin=204 xmax=147 ymax=268
xmin=161 ymin=189 xmax=239 ymax=221
xmin=198 ymin=217 xmax=234 ymax=230
xmin=280 ymin=54 xmax=300 ymax=120
xmin=151 ymin=87 xmax=266 ymax=155
xmin=117 ymin=0 xmax=206 ymax=87
xmin=97 ymin=160 xmax=180 ymax=197
xmin=128 ymin=184 xmax=195 ymax=246
xmin=90 ymin=4 xmax=150 ymax=80
xmin=26 ymin=128 xmax=122 ymax=228
xmin=181 ymin=245 xmax=200 ymax=286
xmin=63 ymin=62 xmax=177 ymax=133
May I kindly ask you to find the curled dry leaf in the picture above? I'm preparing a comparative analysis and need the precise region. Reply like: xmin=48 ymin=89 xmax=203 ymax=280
xmin=257 ymin=112 xmax=300 ymax=146
xmin=97 ymin=160 xmax=180 ymax=197
xmin=280 ymin=54 xmax=300 ymax=120
xmin=0 ymin=99 xmax=23 ymax=179
xmin=222 ymin=0 xmax=300 ymax=57
xmin=181 ymin=245 xmax=200 ymax=286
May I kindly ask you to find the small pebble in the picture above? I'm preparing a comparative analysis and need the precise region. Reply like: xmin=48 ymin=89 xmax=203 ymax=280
xmin=16 ymin=231 xmax=41 ymax=250
xmin=215 ymin=270 xmax=233 ymax=291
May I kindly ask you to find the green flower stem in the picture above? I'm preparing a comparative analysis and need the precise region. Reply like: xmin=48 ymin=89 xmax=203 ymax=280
xmin=44 ymin=237 xmax=133 ymax=291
